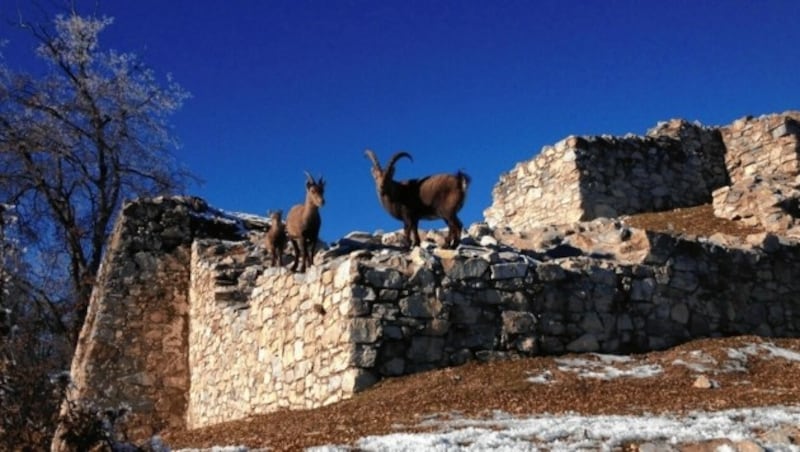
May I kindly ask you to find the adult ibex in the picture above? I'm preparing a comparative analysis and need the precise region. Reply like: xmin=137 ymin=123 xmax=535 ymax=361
xmin=286 ymin=172 xmax=325 ymax=272
xmin=365 ymin=149 xmax=470 ymax=248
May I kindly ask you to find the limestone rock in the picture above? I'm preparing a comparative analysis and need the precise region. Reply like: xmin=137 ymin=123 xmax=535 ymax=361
xmin=692 ymin=375 xmax=719 ymax=389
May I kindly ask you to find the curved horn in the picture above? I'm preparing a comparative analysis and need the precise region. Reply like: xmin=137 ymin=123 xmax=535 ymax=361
xmin=364 ymin=149 xmax=381 ymax=169
xmin=387 ymin=151 xmax=412 ymax=171
xmin=304 ymin=171 xmax=315 ymax=185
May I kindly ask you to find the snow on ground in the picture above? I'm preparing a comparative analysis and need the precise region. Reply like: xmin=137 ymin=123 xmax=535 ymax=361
xmin=741 ymin=343 xmax=800 ymax=362
xmin=672 ymin=349 xmax=719 ymax=373
xmin=308 ymin=406 xmax=800 ymax=451
xmin=551 ymin=353 xmax=664 ymax=380
xmin=177 ymin=407 xmax=800 ymax=452
xmin=175 ymin=342 xmax=800 ymax=451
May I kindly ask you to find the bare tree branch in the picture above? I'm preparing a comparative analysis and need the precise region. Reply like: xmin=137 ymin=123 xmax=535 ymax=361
xmin=0 ymin=10 xmax=193 ymax=346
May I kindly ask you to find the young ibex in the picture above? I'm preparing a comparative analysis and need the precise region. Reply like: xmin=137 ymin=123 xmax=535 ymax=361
xmin=265 ymin=210 xmax=287 ymax=267
xmin=286 ymin=172 xmax=325 ymax=272
xmin=365 ymin=149 xmax=470 ymax=249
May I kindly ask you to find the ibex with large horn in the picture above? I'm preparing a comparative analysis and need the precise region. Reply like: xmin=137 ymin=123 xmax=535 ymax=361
xmin=365 ymin=149 xmax=470 ymax=249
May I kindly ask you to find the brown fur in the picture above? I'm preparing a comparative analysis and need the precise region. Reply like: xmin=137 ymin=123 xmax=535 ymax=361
xmin=265 ymin=210 xmax=287 ymax=267
xmin=365 ymin=149 xmax=470 ymax=249
xmin=285 ymin=172 xmax=325 ymax=272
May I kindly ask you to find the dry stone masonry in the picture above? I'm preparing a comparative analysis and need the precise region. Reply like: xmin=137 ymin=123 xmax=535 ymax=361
xmin=483 ymin=120 xmax=728 ymax=231
xmin=713 ymin=112 xmax=800 ymax=235
xmin=485 ymin=111 xmax=800 ymax=235
xmin=54 ymin=197 xmax=268 ymax=447
xmin=721 ymin=112 xmax=800 ymax=183
xmin=188 ymin=240 xmax=362 ymax=427
xmin=56 ymin=111 xmax=800 ymax=448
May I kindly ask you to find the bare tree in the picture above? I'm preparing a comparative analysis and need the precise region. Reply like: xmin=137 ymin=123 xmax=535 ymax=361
xmin=0 ymin=11 xmax=194 ymax=345
xmin=0 ymin=201 xmax=74 ymax=448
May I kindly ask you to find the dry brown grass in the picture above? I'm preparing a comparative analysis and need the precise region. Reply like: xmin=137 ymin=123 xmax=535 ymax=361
xmin=622 ymin=204 xmax=764 ymax=238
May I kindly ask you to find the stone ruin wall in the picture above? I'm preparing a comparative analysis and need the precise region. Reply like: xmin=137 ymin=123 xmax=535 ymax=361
xmin=53 ymin=197 xmax=259 ymax=448
xmin=714 ymin=113 xmax=800 ymax=234
xmin=62 ymin=197 xmax=800 ymax=436
xmin=485 ymin=112 xmax=800 ymax=233
xmin=182 ymin=221 xmax=800 ymax=429
xmin=483 ymin=122 xmax=727 ymax=232
xmin=483 ymin=136 xmax=586 ymax=232
xmin=56 ymin=111 xmax=800 ymax=446
xmin=59 ymin=200 xmax=194 ymax=442
xmin=721 ymin=112 xmax=800 ymax=183
xmin=187 ymin=240 xmax=363 ymax=428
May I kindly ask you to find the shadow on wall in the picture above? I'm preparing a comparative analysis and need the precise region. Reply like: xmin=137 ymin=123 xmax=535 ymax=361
xmin=575 ymin=121 xmax=729 ymax=221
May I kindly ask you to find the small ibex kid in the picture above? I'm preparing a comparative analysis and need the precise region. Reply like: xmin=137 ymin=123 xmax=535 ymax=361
xmin=265 ymin=210 xmax=287 ymax=267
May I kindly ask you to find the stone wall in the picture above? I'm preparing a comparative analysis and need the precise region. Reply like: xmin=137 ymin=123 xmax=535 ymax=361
xmin=57 ymin=196 xmax=800 ymax=444
xmin=53 ymin=197 xmax=267 ymax=449
xmin=332 ymin=226 xmax=800 ymax=367
xmin=712 ymin=112 xmax=800 ymax=235
xmin=484 ymin=122 xmax=727 ymax=232
xmin=176 ymin=220 xmax=800 ymax=429
xmin=721 ymin=112 xmax=800 ymax=183
xmin=485 ymin=114 xmax=800 ymax=233
xmin=713 ymin=175 xmax=800 ymax=235
xmin=187 ymin=240 xmax=366 ymax=428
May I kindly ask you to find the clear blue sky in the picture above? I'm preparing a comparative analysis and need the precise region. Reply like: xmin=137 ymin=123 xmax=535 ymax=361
xmin=2 ymin=0 xmax=799 ymax=242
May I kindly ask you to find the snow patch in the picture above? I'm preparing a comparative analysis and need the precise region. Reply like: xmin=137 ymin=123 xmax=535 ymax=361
xmin=337 ymin=406 xmax=800 ymax=451
xmin=555 ymin=354 xmax=663 ymax=380
xmin=525 ymin=370 xmax=553 ymax=384
xmin=672 ymin=350 xmax=718 ymax=373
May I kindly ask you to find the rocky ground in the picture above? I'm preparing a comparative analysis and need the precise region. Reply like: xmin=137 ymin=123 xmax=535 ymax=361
xmin=162 ymin=205 xmax=800 ymax=451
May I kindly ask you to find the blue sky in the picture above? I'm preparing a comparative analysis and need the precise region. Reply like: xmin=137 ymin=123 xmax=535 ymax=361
xmin=2 ymin=0 xmax=799 ymax=242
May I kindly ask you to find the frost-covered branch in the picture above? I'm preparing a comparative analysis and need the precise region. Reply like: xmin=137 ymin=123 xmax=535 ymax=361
xmin=0 ymin=10 xmax=195 ymax=345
